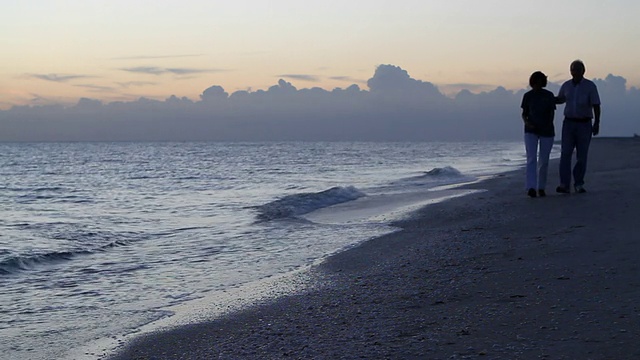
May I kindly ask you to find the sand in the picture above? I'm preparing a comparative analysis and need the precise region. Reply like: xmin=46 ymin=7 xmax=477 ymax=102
xmin=104 ymin=137 xmax=640 ymax=360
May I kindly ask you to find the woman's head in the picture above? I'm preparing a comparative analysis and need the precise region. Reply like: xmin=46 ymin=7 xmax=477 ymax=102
xmin=529 ymin=71 xmax=547 ymax=88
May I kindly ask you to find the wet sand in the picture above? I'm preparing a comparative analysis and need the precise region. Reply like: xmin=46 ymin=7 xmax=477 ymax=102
xmin=104 ymin=137 xmax=640 ymax=360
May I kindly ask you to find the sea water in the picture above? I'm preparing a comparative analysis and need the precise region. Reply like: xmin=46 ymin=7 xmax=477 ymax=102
xmin=0 ymin=141 xmax=540 ymax=360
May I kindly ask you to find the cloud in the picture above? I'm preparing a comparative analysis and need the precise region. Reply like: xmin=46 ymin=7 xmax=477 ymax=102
xmin=437 ymin=83 xmax=499 ymax=95
xmin=3 ymin=65 xmax=639 ymax=142
xmin=329 ymin=76 xmax=366 ymax=84
xmin=116 ymin=81 xmax=157 ymax=88
xmin=74 ymin=84 xmax=117 ymax=93
xmin=119 ymin=66 xmax=226 ymax=76
xmin=25 ymin=93 xmax=76 ymax=107
xmin=277 ymin=74 xmax=320 ymax=82
xmin=166 ymin=68 xmax=221 ymax=75
xmin=367 ymin=64 xmax=443 ymax=99
xmin=27 ymin=74 xmax=92 ymax=82
xmin=200 ymin=85 xmax=228 ymax=101
xmin=111 ymin=54 xmax=204 ymax=60
xmin=119 ymin=67 xmax=167 ymax=75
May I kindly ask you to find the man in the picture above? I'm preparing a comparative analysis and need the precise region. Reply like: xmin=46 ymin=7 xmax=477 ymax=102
xmin=555 ymin=60 xmax=601 ymax=194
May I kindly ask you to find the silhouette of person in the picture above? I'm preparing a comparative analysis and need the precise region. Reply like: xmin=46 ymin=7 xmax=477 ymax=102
xmin=521 ymin=71 xmax=556 ymax=198
xmin=555 ymin=60 xmax=601 ymax=194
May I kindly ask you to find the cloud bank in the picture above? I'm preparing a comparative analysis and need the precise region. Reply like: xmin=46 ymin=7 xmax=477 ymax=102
xmin=2 ymin=65 xmax=639 ymax=142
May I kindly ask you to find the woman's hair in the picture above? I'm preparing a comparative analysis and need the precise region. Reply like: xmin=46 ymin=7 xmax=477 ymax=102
xmin=529 ymin=71 xmax=548 ymax=88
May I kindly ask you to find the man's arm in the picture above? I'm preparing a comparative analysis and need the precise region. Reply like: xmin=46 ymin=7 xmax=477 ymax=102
xmin=592 ymin=104 xmax=601 ymax=136
xmin=556 ymin=83 xmax=567 ymax=104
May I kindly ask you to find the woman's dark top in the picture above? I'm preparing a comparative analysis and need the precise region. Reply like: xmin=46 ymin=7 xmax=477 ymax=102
xmin=520 ymin=88 xmax=556 ymax=137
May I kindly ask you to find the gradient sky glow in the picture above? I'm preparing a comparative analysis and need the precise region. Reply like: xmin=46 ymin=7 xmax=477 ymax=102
xmin=2 ymin=0 xmax=640 ymax=109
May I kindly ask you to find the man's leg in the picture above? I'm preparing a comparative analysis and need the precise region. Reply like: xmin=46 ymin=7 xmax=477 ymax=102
xmin=573 ymin=122 xmax=593 ymax=187
xmin=559 ymin=121 xmax=575 ymax=189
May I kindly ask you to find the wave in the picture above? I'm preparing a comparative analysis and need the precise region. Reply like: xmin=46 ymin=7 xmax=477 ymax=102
xmin=3 ymin=186 xmax=66 ymax=193
xmin=254 ymin=186 xmax=366 ymax=221
xmin=424 ymin=166 xmax=463 ymax=176
xmin=385 ymin=166 xmax=469 ymax=189
xmin=0 ymin=240 xmax=130 ymax=275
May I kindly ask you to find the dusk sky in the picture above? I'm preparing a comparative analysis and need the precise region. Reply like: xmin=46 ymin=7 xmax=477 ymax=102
xmin=3 ymin=1 xmax=640 ymax=110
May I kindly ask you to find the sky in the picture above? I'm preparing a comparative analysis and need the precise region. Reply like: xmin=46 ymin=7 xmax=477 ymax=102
xmin=2 ymin=0 xmax=640 ymax=110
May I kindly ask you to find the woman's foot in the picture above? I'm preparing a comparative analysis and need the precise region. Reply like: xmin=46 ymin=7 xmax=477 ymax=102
xmin=538 ymin=189 xmax=546 ymax=197
xmin=527 ymin=188 xmax=537 ymax=198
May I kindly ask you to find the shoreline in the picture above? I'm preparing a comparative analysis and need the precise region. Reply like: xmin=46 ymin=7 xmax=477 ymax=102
xmin=103 ymin=137 xmax=640 ymax=359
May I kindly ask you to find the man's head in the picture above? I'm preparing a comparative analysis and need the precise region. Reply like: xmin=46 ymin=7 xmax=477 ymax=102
xmin=570 ymin=60 xmax=586 ymax=81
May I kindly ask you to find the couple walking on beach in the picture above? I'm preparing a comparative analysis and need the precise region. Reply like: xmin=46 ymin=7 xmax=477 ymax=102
xmin=520 ymin=59 xmax=602 ymax=198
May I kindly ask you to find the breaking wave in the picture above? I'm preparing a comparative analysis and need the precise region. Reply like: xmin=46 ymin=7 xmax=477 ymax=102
xmin=424 ymin=166 xmax=463 ymax=176
xmin=254 ymin=186 xmax=366 ymax=221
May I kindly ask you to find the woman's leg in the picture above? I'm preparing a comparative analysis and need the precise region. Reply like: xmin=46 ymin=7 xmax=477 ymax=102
xmin=524 ymin=132 xmax=539 ymax=190
xmin=537 ymin=136 xmax=555 ymax=190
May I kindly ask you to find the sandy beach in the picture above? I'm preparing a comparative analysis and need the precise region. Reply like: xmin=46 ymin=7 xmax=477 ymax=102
xmin=104 ymin=137 xmax=640 ymax=360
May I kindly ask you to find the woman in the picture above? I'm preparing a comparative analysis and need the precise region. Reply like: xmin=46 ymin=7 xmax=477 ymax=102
xmin=520 ymin=71 xmax=556 ymax=198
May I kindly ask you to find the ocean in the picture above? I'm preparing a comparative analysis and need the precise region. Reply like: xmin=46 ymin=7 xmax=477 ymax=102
xmin=0 ymin=141 xmax=538 ymax=360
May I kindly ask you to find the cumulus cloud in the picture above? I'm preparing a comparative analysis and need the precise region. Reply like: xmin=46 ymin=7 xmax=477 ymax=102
xmin=76 ymin=97 xmax=103 ymax=109
xmin=367 ymin=65 xmax=443 ymax=100
xmin=2 ymin=64 xmax=639 ymax=142
xmin=438 ymin=83 xmax=499 ymax=95
xmin=200 ymin=85 xmax=228 ymax=101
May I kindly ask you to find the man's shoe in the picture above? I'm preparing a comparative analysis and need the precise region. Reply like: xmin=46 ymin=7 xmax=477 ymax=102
xmin=527 ymin=188 xmax=537 ymax=198
xmin=575 ymin=185 xmax=587 ymax=193
xmin=556 ymin=185 xmax=570 ymax=194
xmin=538 ymin=189 xmax=546 ymax=197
